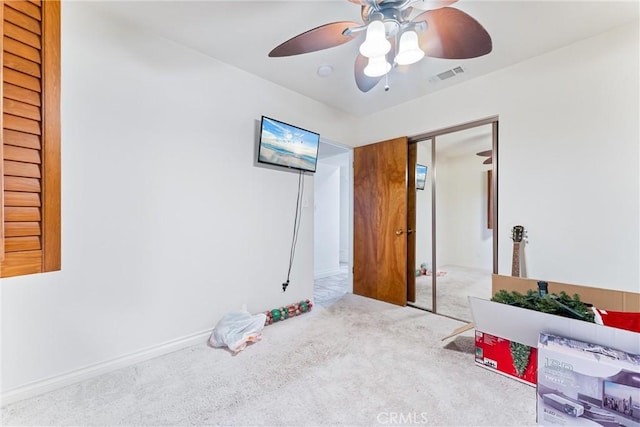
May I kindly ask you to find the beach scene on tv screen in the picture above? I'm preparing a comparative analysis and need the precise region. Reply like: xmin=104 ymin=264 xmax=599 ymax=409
xmin=416 ymin=165 xmax=427 ymax=189
xmin=259 ymin=117 xmax=318 ymax=171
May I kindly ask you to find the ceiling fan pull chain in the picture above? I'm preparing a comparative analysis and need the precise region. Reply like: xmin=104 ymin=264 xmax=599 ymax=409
xmin=384 ymin=69 xmax=390 ymax=92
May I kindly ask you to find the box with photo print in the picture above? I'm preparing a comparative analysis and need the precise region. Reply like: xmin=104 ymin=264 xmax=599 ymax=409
xmin=537 ymin=332 xmax=640 ymax=427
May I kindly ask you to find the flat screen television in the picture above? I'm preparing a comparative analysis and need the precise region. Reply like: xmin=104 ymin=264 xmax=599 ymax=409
xmin=602 ymin=381 xmax=640 ymax=421
xmin=416 ymin=164 xmax=428 ymax=190
xmin=258 ymin=116 xmax=320 ymax=173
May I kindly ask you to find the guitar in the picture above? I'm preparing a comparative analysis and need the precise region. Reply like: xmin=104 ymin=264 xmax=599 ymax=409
xmin=511 ymin=225 xmax=525 ymax=277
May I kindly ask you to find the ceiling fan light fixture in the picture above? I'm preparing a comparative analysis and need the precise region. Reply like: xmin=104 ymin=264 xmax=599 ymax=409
xmin=364 ymin=55 xmax=391 ymax=78
xmin=359 ymin=20 xmax=391 ymax=58
xmin=395 ymin=30 xmax=425 ymax=66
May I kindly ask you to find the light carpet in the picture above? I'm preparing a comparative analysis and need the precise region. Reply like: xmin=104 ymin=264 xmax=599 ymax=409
xmin=414 ymin=265 xmax=492 ymax=321
xmin=2 ymin=294 xmax=536 ymax=426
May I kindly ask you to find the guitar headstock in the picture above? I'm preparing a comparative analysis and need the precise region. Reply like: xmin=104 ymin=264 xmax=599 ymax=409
xmin=512 ymin=225 xmax=525 ymax=243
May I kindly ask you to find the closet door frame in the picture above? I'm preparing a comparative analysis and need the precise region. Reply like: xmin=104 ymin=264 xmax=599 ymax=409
xmin=408 ymin=116 xmax=498 ymax=316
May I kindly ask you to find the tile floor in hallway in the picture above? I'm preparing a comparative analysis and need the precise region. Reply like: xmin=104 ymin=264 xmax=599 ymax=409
xmin=314 ymin=264 xmax=349 ymax=307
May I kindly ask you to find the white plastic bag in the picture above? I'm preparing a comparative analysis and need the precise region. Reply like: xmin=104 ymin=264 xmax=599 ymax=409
xmin=208 ymin=309 xmax=266 ymax=353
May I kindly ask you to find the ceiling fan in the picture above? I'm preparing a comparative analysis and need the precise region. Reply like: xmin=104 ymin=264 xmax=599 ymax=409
xmin=476 ymin=149 xmax=492 ymax=165
xmin=268 ymin=0 xmax=492 ymax=92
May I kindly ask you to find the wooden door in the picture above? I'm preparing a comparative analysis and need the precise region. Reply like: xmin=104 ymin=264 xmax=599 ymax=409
xmin=353 ymin=137 xmax=408 ymax=306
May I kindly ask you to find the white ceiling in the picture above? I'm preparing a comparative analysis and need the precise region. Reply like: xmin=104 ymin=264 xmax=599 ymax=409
xmin=94 ymin=1 xmax=639 ymax=117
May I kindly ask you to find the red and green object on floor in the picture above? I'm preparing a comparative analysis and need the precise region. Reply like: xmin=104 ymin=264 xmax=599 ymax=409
xmin=264 ymin=299 xmax=313 ymax=325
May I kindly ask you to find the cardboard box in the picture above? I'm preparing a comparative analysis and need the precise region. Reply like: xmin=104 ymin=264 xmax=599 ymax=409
xmin=450 ymin=298 xmax=640 ymax=389
xmin=537 ymin=332 xmax=640 ymax=427
xmin=467 ymin=298 xmax=640 ymax=355
xmin=475 ymin=330 xmax=538 ymax=386
xmin=442 ymin=276 xmax=640 ymax=387
xmin=492 ymin=275 xmax=640 ymax=312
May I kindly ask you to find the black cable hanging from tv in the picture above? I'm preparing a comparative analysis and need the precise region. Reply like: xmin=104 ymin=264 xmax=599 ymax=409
xmin=283 ymin=170 xmax=305 ymax=292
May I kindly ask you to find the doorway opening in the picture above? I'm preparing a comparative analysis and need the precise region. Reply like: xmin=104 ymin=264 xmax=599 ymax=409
xmin=313 ymin=140 xmax=353 ymax=306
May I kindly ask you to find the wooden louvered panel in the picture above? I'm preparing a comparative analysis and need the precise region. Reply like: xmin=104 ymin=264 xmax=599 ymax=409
xmin=4 ymin=160 xmax=40 ymax=177
xmin=4 ymin=128 xmax=39 ymax=148
xmin=4 ymin=206 xmax=40 ymax=221
xmin=4 ymin=5 xmax=40 ymax=34
xmin=3 ymin=82 xmax=39 ymax=105
xmin=4 ymin=159 xmax=40 ymax=177
xmin=3 ymin=22 xmax=40 ymax=49
xmin=1 ymin=0 xmax=59 ymax=278
xmin=5 ymin=235 xmax=40 ymax=252
xmin=4 ymin=97 xmax=40 ymax=120
xmin=3 ymin=144 xmax=40 ymax=163
xmin=5 ymin=221 xmax=40 ymax=237
xmin=4 ymin=191 xmax=40 ymax=206
xmin=3 ymin=113 xmax=40 ymax=134
xmin=4 ymin=52 xmax=40 ymax=77
xmin=5 ymin=1 xmax=40 ymax=21
xmin=4 ymin=175 xmax=39 ymax=192
xmin=0 ymin=250 xmax=42 ymax=276
xmin=0 ymin=2 xmax=3 ymax=263
xmin=4 ymin=36 xmax=40 ymax=63
xmin=3 ymin=68 xmax=40 ymax=91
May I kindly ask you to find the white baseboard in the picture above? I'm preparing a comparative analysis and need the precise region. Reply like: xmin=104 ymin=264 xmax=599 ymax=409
xmin=0 ymin=328 xmax=213 ymax=407
xmin=314 ymin=267 xmax=343 ymax=279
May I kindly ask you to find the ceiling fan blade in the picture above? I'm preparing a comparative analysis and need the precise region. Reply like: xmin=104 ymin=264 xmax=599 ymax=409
xmin=361 ymin=5 xmax=370 ymax=22
xmin=410 ymin=0 xmax=458 ymax=11
xmin=476 ymin=150 xmax=492 ymax=157
xmin=269 ymin=21 xmax=361 ymax=57
xmin=483 ymin=157 xmax=492 ymax=165
xmin=355 ymin=54 xmax=382 ymax=92
xmin=413 ymin=8 xmax=492 ymax=59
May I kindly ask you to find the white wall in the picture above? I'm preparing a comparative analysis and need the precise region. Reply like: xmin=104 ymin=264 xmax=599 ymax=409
xmin=356 ymin=22 xmax=640 ymax=292
xmin=313 ymin=163 xmax=340 ymax=278
xmin=436 ymin=153 xmax=493 ymax=269
xmin=0 ymin=3 xmax=356 ymax=399
xmin=320 ymin=152 xmax=351 ymax=264
xmin=338 ymin=162 xmax=350 ymax=264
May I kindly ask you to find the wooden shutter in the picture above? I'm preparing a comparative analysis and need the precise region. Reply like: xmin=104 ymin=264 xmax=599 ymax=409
xmin=0 ymin=0 xmax=60 ymax=278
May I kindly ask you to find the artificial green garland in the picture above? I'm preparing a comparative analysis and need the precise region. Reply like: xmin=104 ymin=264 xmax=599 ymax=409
xmin=492 ymin=289 xmax=595 ymax=323
xmin=491 ymin=288 xmax=594 ymax=379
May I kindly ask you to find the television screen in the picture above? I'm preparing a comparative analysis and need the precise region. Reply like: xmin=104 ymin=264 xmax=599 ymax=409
xmin=603 ymin=381 xmax=640 ymax=421
xmin=258 ymin=116 xmax=320 ymax=173
xmin=416 ymin=164 xmax=427 ymax=190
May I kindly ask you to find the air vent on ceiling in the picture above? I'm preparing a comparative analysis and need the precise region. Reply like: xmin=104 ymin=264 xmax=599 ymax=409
xmin=437 ymin=70 xmax=455 ymax=80
xmin=428 ymin=65 xmax=465 ymax=83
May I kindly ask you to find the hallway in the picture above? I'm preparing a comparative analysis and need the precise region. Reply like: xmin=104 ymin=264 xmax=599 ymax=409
xmin=314 ymin=264 xmax=349 ymax=307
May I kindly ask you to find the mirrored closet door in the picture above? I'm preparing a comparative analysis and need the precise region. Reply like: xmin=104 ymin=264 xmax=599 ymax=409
xmin=411 ymin=138 xmax=434 ymax=311
xmin=409 ymin=119 xmax=498 ymax=321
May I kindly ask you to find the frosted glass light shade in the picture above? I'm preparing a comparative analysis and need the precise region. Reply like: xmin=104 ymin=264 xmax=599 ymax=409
xmin=364 ymin=55 xmax=391 ymax=77
xmin=359 ymin=21 xmax=391 ymax=58
xmin=395 ymin=31 xmax=425 ymax=65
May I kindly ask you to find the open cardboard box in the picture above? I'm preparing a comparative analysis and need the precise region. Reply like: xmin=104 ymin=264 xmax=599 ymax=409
xmin=443 ymin=275 xmax=640 ymax=385
xmin=468 ymin=296 xmax=640 ymax=353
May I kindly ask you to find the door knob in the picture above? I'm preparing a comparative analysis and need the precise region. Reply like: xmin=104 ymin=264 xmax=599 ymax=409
xmin=395 ymin=229 xmax=404 ymax=236
xmin=407 ymin=229 xmax=413 ymax=234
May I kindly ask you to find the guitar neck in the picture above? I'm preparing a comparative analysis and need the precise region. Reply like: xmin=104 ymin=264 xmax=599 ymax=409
xmin=512 ymin=242 xmax=521 ymax=277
